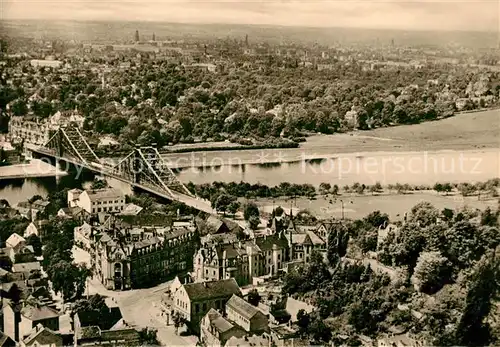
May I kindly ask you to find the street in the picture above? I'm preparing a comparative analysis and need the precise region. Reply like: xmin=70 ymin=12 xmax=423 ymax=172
xmin=73 ymin=246 xmax=198 ymax=346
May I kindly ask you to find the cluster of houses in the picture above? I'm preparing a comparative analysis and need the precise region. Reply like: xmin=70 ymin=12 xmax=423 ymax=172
xmin=193 ymin=215 xmax=333 ymax=286
xmin=61 ymin=185 xmax=337 ymax=292
xmin=1 ymin=183 xmax=427 ymax=347
xmin=0 ymin=275 xmax=142 ymax=347
xmin=0 ymin=190 xmax=154 ymax=346
xmin=0 ymin=233 xmax=40 ymax=282
xmin=166 ymin=276 xmax=311 ymax=347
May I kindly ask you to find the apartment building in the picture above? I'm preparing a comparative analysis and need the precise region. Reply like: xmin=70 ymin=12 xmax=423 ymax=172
xmin=68 ymin=188 xmax=125 ymax=214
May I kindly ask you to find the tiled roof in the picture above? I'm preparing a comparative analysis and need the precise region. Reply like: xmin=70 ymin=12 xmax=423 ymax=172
xmin=99 ymin=328 xmax=140 ymax=343
xmin=227 ymin=294 xmax=260 ymax=320
xmin=286 ymin=233 xmax=312 ymax=245
xmin=86 ymin=188 xmax=124 ymax=201
xmin=23 ymin=324 xmax=62 ymax=346
xmin=304 ymin=229 xmax=325 ymax=245
xmin=76 ymin=307 xmax=123 ymax=330
xmin=216 ymin=243 xmax=248 ymax=259
xmin=133 ymin=236 xmax=161 ymax=249
xmin=205 ymin=308 xmax=235 ymax=333
xmin=183 ymin=278 xmax=241 ymax=301
xmin=226 ymin=334 xmax=268 ymax=347
xmin=0 ymin=331 xmax=15 ymax=347
xmin=6 ymin=233 xmax=25 ymax=248
xmin=255 ymin=233 xmax=288 ymax=251
xmin=12 ymin=262 xmax=41 ymax=273
xmin=21 ymin=304 xmax=60 ymax=321
xmin=205 ymin=216 xmax=224 ymax=233
xmin=163 ymin=226 xmax=193 ymax=241
xmin=202 ymin=233 xmax=238 ymax=246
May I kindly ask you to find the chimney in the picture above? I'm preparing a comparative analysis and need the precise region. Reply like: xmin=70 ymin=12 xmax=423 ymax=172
xmin=238 ymin=241 xmax=242 ymax=249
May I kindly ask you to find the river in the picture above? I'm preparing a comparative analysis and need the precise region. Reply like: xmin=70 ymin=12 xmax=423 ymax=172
xmin=0 ymin=148 xmax=498 ymax=206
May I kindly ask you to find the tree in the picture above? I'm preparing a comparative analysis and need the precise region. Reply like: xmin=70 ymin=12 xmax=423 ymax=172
xmin=139 ymin=328 xmax=159 ymax=345
xmin=10 ymin=99 xmax=28 ymax=117
xmin=71 ymin=294 xmax=108 ymax=318
xmin=28 ymin=195 xmax=43 ymax=204
xmin=442 ymin=183 xmax=453 ymax=195
xmin=355 ymin=184 xmax=366 ymax=195
xmin=26 ymin=234 xmax=42 ymax=256
xmin=214 ymin=194 xmax=237 ymax=215
xmin=319 ymin=183 xmax=331 ymax=195
xmin=364 ymin=210 xmax=389 ymax=228
xmin=412 ymin=251 xmax=451 ymax=294
xmin=227 ymin=201 xmax=240 ymax=216
xmin=480 ymin=207 xmax=498 ymax=227
xmin=90 ymin=178 xmax=108 ymax=190
xmin=248 ymin=215 xmax=260 ymax=230
xmin=309 ymin=315 xmax=332 ymax=343
xmin=456 ymin=248 xmax=500 ymax=346
xmin=442 ymin=208 xmax=454 ymax=222
xmin=247 ymin=289 xmax=261 ymax=306
xmin=296 ymin=309 xmax=310 ymax=333
xmin=433 ymin=183 xmax=443 ymax=194
xmin=172 ymin=311 xmax=184 ymax=334
xmin=444 ymin=221 xmax=480 ymax=269
xmin=327 ymin=224 xmax=349 ymax=265
xmin=332 ymin=184 xmax=339 ymax=195
xmin=47 ymin=260 xmax=91 ymax=301
xmin=458 ymin=183 xmax=476 ymax=197
xmin=243 ymin=202 xmax=259 ymax=221
xmin=410 ymin=202 xmax=439 ymax=227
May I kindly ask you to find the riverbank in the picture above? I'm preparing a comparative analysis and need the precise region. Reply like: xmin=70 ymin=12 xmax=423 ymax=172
xmin=252 ymin=190 xmax=498 ymax=221
xmin=163 ymin=109 xmax=500 ymax=168
xmin=0 ymin=159 xmax=67 ymax=179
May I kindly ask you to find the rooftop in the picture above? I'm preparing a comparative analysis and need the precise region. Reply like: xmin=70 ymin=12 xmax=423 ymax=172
xmin=226 ymin=294 xmax=261 ymax=320
xmin=205 ymin=308 xmax=235 ymax=333
xmin=21 ymin=304 xmax=60 ymax=321
xmin=23 ymin=323 xmax=62 ymax=346
xmin=0 ymin=331 xmax=15 ymax=347
xmin=12 ymin=261 xmax=41 ymax=273
xmin=6 ymin=233 xmax=25 ymax=248
xmin=86 ymin=188 xmax=124 ymax=201
xmin=76 ymin=306 xmax=123 ymax=330
xmin=183 ymin=278 xmax=241 ymax=301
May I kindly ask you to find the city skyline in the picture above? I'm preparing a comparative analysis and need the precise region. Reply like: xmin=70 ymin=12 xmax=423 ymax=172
xmin=2 ymin=0 xmax=499 ymax=33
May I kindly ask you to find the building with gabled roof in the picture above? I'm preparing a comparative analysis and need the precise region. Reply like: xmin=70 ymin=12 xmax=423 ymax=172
xmin=24 ymin=223 xmax=39 ymax=238
xmin=6 ymin=233 xmax=26 ymax=250
xmin=0 ymin=331 xmax=15 ymax=347
xmin=173 ymin=278 xmax=241 ymax=332
xmin=12 ymin=262 xmax=40 ymax=275
xmin=74 ymin=306 xmax=125 ymax=339
xmin=2 ymin=302 xmax=61 ymax=342
xmin=72 ymin=188 xmax=125 ymax=214
xmin=226 ymin=295 xmax=269 ymax=333
xmin=200 ymin=308 xmax=246 ymax=347
xmin=22 ymin=323 xmax=63 ymax=347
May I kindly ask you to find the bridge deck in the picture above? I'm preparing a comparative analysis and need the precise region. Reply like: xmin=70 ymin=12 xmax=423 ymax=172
xmin=26 ymin=144 xmax=214 ymax=214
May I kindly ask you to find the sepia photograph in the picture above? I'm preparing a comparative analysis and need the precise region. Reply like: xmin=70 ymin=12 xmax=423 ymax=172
xmin=0 ymin=0 xmax=499 ymax=346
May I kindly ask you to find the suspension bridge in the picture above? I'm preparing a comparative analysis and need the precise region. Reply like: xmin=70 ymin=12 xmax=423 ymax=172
xmin=24 ymin=125 xmax=214 ymax=214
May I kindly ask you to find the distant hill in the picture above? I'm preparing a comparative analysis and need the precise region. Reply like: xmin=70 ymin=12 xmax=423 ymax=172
xmin=0 ymin=19 xmax=498 ymax=48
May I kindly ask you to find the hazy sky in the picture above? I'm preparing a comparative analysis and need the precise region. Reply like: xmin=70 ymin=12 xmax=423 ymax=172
xmin=2 ymin=0 xmax=499 ymax=32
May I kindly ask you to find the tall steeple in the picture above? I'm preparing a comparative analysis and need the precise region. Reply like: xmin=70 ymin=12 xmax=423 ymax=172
xmin=134 ymin=30 xmax=139 ymax=42
xmin=152 ymin=33 xmax=155 ymax=42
